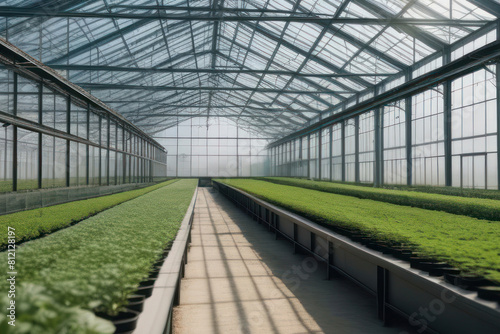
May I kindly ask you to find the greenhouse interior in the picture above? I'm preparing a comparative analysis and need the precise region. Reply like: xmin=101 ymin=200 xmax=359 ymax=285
xmin=0 ymin=0 xmax=500 ymax=333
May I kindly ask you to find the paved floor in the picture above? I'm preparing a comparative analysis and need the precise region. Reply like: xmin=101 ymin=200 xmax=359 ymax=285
xmin=173 ymin=188 xmax=416 ymax=334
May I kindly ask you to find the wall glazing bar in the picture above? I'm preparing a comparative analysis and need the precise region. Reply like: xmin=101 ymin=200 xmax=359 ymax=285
xmin=269 ymin=26 xmax=500 ymax=190
xmin=0 ymin=38 xmax=168 ymax=194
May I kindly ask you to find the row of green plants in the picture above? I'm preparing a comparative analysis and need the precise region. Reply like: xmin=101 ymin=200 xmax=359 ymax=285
xmin=216 ymin=179 xmax=500 ymax=284
xmin=0 ymin=179 xmax=198 ymax=333
xmin=259 ymin=177 xmax=500 ymax=222
xmin=381 ymin=183 xmax=500 ymax=200
xmin=0 ymin=179 xmax=178 ymax=249
xmin=278 ymin=178 xmax=500 ymax=200
xmin=0 ymin=178 xmax=159 ymax=193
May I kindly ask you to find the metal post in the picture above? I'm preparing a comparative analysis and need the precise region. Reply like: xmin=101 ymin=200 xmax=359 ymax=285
xmin=307 ymin=134 xmax=311 ymax=179
xmin=497 ymin=23 xmax=500 ymax=190
xmin=293 ymin=223 xmax=298 ymax=254
xmin=12 ymin=72 xmax=17 ymax=191
xmin=377 ymin=266 xmax=389 ymax=323
xmin=37 ymin=81 xmax=42 ymax=189
xmin=341 ymin=121 xmax=346 ymax=182
xmin=86 ymin=103 xmax=90 ymax=186
xmin=298 ymin=139 xmax=302 ymax=177
xmin=327 ymin=241 xmax=334 ymax=280
xmin=329 ymin=126 xmax=333 ymax=181
xmin=236 ymin=126 xmax=239 ymax=177
xmin=98 ymin=115 xmax=102 ymax=186
xmin=405 ymin=86 xmax=413 ymax=186
xmin=374 ymin=108 xmax=382 ymax=187
xmin=318 ymin=129 xmax=322 ymax=179
xmin=106 ymin=115 xmax=110 ymax=186
xmin=114 ymin=122 xmax=118 ymax=185
xmin=355 ymin=116 xmax=360 ymax=183
xmin=443 ymin=48 xmax=452 ymax=187
xmin=66 ymin=97 xmax=70 ymax=187
xmin=497 ymin=61 xmax=500 ymax=190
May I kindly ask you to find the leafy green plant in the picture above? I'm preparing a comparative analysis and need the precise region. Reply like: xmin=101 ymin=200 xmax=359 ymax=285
xmin=0 ymin=179 xmax=197 ymax=321
xmin=0 ymin=283 xmax=115 ymax=334
xmin=216 ymin=179 xmax=500 ymax=284
xmin=258 ymin=177 xmax=500 ymax=221
xmin=0 ymin=179 xmax=178 ymax=248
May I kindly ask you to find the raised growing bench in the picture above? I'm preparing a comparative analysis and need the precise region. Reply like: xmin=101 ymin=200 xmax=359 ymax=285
xmin=213 ymin=180 xmax=500 ymax=334
xmin=133 ymin=186 xmax=198 ymax=334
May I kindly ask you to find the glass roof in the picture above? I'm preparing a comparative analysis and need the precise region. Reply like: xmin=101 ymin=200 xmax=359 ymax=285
xmin=0 ymin=0 xmax=496 ymax=138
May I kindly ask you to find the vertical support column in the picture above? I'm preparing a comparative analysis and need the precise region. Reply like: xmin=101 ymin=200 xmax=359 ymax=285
xmin=66 ymin=97 xmax=70 ymax=187
xmin=310 ymin=232 xmax=316 ymax=255
xmin=98 ymin=115 xmax=102 ymax=186
xmin=377 ymin=266 xmax=389 ymax=323
xmin=327 ymin=241 xmax=334 ymax=280
xmin=114 ymin=122 xmax=118 ymax=185
xmin=318 ymin=129 xmax=322 ymax=179
xmin=12 ymin=72 xmax=17 ymax=192
xmin=497 ymin=62 xmax=500 ymax=190
xmin=298 ymin=139 xmax=302 ymax=177
xmin=341 ymin=121 xmax=346 ymax=182
xmin=443 ymin=48 xmax=453 ymax=187
xmin=355 ymin=116 xmax=360 ymax=183
xmin=106 ymin=115 xmax=110 ymax=186
xmin=293 ymin=223 xmax=298 ymax=254
xmin=329 ymin=126 xmax=333 ymax=181
xmin=37 ymin=81 xmax=42 ymax=189
xmin=374 ymin=108 xmax=383 ymax=187
xmin=307 ymin=134 xmax=311 ymax=179
xmin=236 ymin=126 xmax=239 ymax=177
xmin=497 ymin=23 xmax=500 ymax=190
xmin=123 ymin=128 xmax=127 ymax=184
xmin=86 ymin=103 xmax=90 ymax=186
xmin=176 ymin=133 xmax=179 ymax=178
xmin=406 ymin=70 xmax=413 ymax=186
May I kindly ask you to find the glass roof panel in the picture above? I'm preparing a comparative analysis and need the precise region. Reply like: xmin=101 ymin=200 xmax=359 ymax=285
xmin=0 ymin=0 xmax=495 ymax=138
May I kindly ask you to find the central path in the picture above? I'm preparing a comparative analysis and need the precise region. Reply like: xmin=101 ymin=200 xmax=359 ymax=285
xmin=173 ymin=187 xmax=415 ymax=334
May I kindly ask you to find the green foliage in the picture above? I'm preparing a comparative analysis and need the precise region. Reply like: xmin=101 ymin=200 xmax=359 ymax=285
xmin=0 ymin=283 xmax=115 ymax=334
xmin=259 ymin=177 xmax=500 ymax=221
xmin=217 ymin=179 xmax=500 ymax=284
xmin=0 ymin=179 xmax=178 ymax=248
xmin=0 ymin=179 xmax=197 ymax=321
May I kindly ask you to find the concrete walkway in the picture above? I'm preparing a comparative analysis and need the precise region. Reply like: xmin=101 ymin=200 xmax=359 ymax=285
xmin=173 ymin=188 xmax=416 ymax=334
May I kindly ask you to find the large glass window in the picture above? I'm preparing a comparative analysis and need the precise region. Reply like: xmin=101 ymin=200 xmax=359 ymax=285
xmin=17 ymin=128 xmax=38 ymax=191
xmin=412 ymin=86 xmax=445 ymax=186
xmin=0 ymin=124 xmax=13 ymax=193
xmin=359 ymin=112 xmax=374 ymax=183
xmin=451 ymin=68 xmax=497 ymax=189
xmin=384 ymin=100 xmax=407 ymax=185
xmin=41 ymin=135 xmax=66 ymax=189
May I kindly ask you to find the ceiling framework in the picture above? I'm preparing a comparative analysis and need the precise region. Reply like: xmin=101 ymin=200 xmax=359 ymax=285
xmin=0 ymin=0 xmax=497 ymax=138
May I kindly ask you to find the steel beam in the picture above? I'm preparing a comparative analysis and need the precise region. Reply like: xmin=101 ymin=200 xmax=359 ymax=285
xmin=76 ymin=83 xmax=350 ymax=94
xmin=51 ymin=65 xmax=396 ymax=77
xmin=467 ymin=0 xmax=500 ymax=17
xmin=268 ymin=40 xmax=500 ymax=148
xmin=0 ymin=8 xmax=490 ymax=26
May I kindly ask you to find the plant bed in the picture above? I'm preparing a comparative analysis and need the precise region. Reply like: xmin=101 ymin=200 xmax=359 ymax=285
xmin=96 ymin=310 xmax=140 ymax=334
xmin=215 ymin=179 xmax=500 ymax=286
xmin=428 ymin=267 xmax=461 ymax=277
xmin=136 ymin=278 xmax=157 ymax=298
xmin=0 ymin=179 xmax=179 ymax=249
xmin=477 ymin=286 xmax=500 ymax=302
xmin=259 ymin=177 xmax=500 ymax=221
xmin=126 ymin=295 xmax=146 ymax=313
xmin=0 ymin=179 xmax=198 ymax=332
